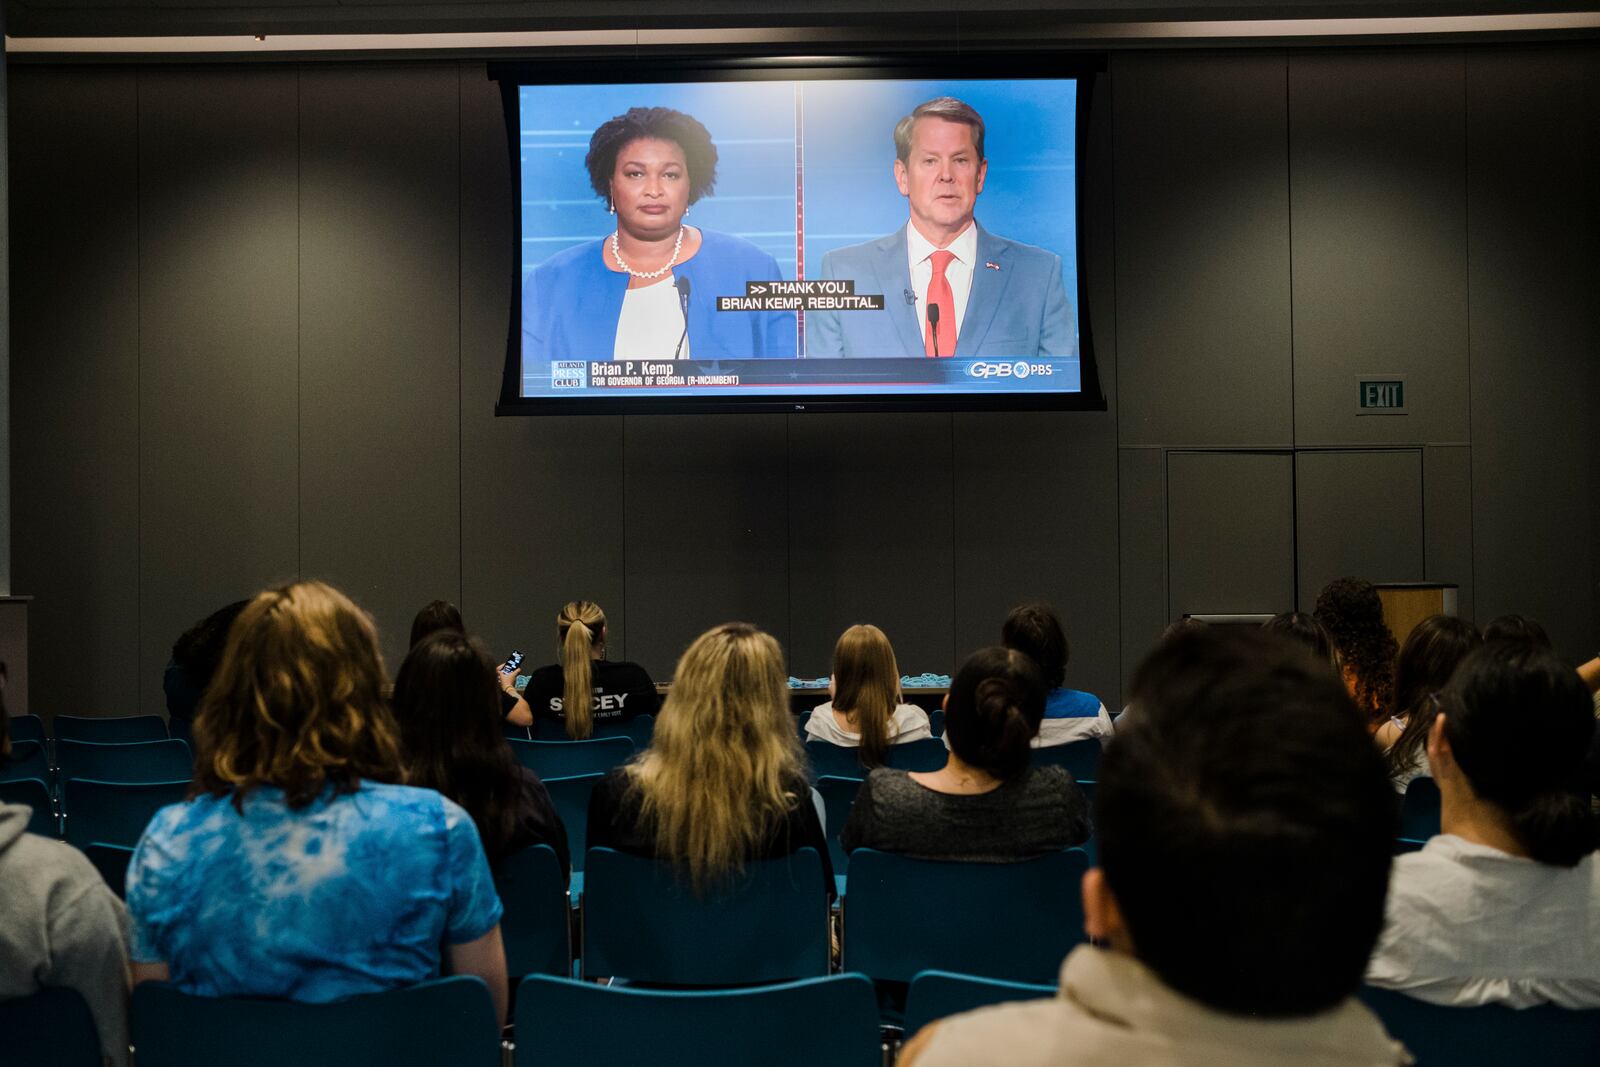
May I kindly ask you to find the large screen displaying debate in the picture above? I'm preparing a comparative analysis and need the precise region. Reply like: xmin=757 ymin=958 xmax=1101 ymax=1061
xmin=499 ymin=64 xmax=1100 ymax=413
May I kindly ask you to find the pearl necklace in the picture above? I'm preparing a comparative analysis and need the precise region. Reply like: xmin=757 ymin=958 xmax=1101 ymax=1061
xmin=611 ymin=226 xmax=684 ymax=280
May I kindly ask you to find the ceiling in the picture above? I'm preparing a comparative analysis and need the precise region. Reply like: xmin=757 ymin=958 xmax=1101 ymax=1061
xmin=6 ymin=0 xmax=1598 ymax=48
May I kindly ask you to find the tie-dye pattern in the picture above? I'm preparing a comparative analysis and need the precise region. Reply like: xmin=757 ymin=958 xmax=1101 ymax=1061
xmin=126 ymin=781 xmax=502 ymax=1002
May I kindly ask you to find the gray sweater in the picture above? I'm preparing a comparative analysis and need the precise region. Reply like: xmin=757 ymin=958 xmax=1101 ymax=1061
xmin=839 ymin=765 xmax=1092 ymax=862
xmin=0 ymin=803 xmax=131 ymax=1066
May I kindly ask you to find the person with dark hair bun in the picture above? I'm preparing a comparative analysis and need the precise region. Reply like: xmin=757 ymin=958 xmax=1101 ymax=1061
xmin=1314 ymin=576 xmax=1400 ymax=728
xmin=1261 ymin=610 xmax=1342 ymax=677
xmin=1367 ymin=640 xmax=1600 ymax=1007
xmin=521 ymin=106 xmax=796 ymax=365
xmin=408 ymin=599 xmax=464 ymax=649
xmin=1000 ymin=602 xmax=1112 ymax=748
xmin=1480 ymin=613 xmax=1553 ymax=649
xmin=839 ymin=647 xmax=1089 ymax=862
xmin=1376 ymin=615 xmax=1481 ymax=791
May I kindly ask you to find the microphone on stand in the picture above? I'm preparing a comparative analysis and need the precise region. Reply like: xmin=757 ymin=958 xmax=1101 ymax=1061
xmin=926 ymin=302 xmax=941 ymax=358
xmin=673 ymin=276 xmax=692 ymax=359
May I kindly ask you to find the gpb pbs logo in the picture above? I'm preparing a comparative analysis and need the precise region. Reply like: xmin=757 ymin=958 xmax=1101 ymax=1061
xmin=967 ymin=361 xmax=1052 ymax=379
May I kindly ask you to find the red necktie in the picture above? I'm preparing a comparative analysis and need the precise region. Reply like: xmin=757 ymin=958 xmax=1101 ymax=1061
xmin=924 ymin=250 xmax=957 ymax=358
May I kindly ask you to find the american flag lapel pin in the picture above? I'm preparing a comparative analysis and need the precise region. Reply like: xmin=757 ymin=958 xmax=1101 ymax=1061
xmin=984 ymin=261 xmax=1001 ymax=271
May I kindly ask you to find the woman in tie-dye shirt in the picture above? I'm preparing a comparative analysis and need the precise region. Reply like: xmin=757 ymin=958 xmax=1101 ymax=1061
xmin=126 ymin=581 xmax=508 ymax=1023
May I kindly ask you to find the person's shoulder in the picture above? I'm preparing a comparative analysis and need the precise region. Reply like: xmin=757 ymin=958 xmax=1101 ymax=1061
xmin=527 ymin=663 xmax=563 ymax=686
xmin=695 ymin=228 xmax=778 ymax=269
xmin=913 ymin=998 xmax=1067 ymax=1067
xmin=355 ymin=780 xmax=461 ymax=823
xmin=535 ymin=238 xmax=606 ymax=276
xmin=5 ymin=825 xmax=105 ymax=889
xmin=603 ymin=659 xmax=654 ymax=683
xmin=861 ymin=766 xmax=917 ymax=799
xmin=978 ymin=225 xmax=1062 ymax=270
xmin=821 ymin=228 xmax=903 ymax=267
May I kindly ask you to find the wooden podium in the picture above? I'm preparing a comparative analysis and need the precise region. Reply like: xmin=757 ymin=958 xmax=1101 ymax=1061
xmin=1375 ymin=583 xmax=1459 ymax=647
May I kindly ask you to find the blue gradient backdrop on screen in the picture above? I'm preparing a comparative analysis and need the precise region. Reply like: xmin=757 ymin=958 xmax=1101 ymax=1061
xmin=512 ymin=75 xmax=1085 ymax=406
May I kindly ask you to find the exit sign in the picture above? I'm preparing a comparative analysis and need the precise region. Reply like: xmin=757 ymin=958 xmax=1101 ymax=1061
xmin=1358 ymin=378 xmax=1407 ymax=414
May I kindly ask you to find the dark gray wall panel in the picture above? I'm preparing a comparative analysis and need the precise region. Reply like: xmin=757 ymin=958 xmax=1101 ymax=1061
xmin=1113 ymin=52 xmax=1292 ymax=448
xmin=1289 ymin=52 xmax=1469 ymax=447
xmin=623 ymin=416 xmax=789 ymax=681
xmin=1167 ymin=451 xmax=1294 ymax=617
xmin=1294 ymin=449 xmax=1424 ymax=609
xmin=1118 ymin=449 xmax=1165 ymax=687
xmin=1423 ymin=444 xmax=1473 ymax=623
xmin=455 ymin=63 xmax=627 ymax=666
xmin=953 ymin=412 xmax=1120 ymax=707
xmin=9 ymin=69 xmax=141 ymax=717
xmin=1467 ymin=49 xmax=1599 ymax=659
xmin=299 ymin=63 xmax=463 ymax=672
xmin=787 ymin=414 xmax=953 ymax=680
xmin=136 ymin=68 xmax=300 ymax=714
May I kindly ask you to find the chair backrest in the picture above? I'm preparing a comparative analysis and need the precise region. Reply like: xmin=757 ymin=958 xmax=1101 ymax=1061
xmin=804 ymin=740 xmax=869 ymax=780
xmin=928 ymin=708 xmax=945 ymax=738
xmin=843 ymin=848 xmax=1091 ymax=984
xmin=582 ymin=846 xmax=830 ymax=984
xmin=494 ymin=844 xmax=570 ymax=979
xmin=507 ymin=736 xmax=633 ymax=780
xmin=61 ymin=778 xmax=191 ymax=848
xmin=52 ymin=714 xmax=168 ymax=743
xmin=1033 ymin=738 xmax=1102 ymax=782
xmin=84 ymin=842 xmax=137 ymax=898
xmin=7 ymin=712 xmax=47 ymax=744
xmin=531 ymin=714 xmax=654 ymax=747
xmin=903 ymin=969 xmax=1057 ymax=1037
xmin=1 ymin=739 xmax=51 ymax=783
xmin=1359 ymin=985 xmax=1600 ymax=1067
xmin=56 ymin=738 xmax=194 ymax=784
xmin=130 ymin=976 xmax=501 ymax=1067
xmin=0 ymin=984 xmax=104 ymax=1066
xmin=815 ymin=775 xmax=863 ymax=879
xmin=542 ymin=773 xmax=603 ymax=874
xmin=882 ymin=738 xmax=950 ymax=772
xmin=513 ymin=972 xmax=881 ymax=1067
xmin=1399 ymin=778 xmax=1441 ymax=841
xmin=0 ymin=776 xmax=59 ymax=836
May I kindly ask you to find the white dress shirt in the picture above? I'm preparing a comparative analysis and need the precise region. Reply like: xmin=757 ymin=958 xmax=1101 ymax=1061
xmin=1366 ymin=834 xmax=1600 ymax=1008
xmin=906 ymin=222 xmax=978 ymax=344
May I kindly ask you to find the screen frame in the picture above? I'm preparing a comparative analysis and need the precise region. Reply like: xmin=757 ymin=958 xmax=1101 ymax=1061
xmin=490 ymin=51 xmax=1107 ymax=416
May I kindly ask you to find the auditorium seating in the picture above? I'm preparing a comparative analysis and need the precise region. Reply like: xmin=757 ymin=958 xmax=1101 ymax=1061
xmin=130 ymin=976 xmax=500 ymax=1067
xmin=531 ymin=713 xmax=654 ymax=747
xmin=6 ymin=712 xmax=47 ymax=745
xmin=493 ymin=844 xmax=570 ymax=979
xmin=581 ymin=846 xmax=830 ymax=984
xmin=902 ymin=969 xmax=1056 ymax=1037
xmin=843 ymin=848 xmax=1091 ymax=985
xmin=804 ymin=740 xmax=871 ymax=780
xmin=542 ymin=772 xmax=603 ymax=880
xmin=512 ymin=973 xmax=882 ymax=1067
xmin=0 ymin=776 xmax=57 ymax=836
xmin=1359 ymin=986 xmax=1600 ymax=1066
xmin=56 ymin=738 xmax=193 ymax=784
xmin=1033 ymin=737 xmax=1102 ymax=783
xmin=0 ymin=985 xmax=104 ymax=1067
xmin=881 ymin=738 xmax=949 ymax=772
xmin=508 ymin=736 xmax=632 ymax=780
xmin=1 ymin=738 xmax=51 ymax=782
xmin=61 ymin=778 xmax=191 ymax=848
xmin=52 ymin=715 xmax=169 ymax=744
xmin=84 ymin=842 xmax=136 ymax=898
xmin=815 ymin=775 xmax=861 ymax=894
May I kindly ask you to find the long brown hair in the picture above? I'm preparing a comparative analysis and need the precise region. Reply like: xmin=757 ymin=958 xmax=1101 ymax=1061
xmin=558 ymin=601 xmax=606 ymax=739
xmin=1384 ymin=615 xmax=1481 ymax=780
xmin=831 ymin=624 xmax=901 ymax=768
xmin=394 ymin=630 xmax=529 ymax=869
xmin=192 ymin=581 xmax=404 ymax=811
xmin=629 ymin=622 xmax=805 ymax=893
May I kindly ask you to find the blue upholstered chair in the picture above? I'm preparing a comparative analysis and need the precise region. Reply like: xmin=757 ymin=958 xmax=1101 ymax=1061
xmin=581 ymin=846 xmax=830 ymax=984
xmin=1 ymin=738 xmax=51 ymax=783
xmin=55 ymin=739 xmax=193 ymax=785
xmin=0 ymin=776 xmax=58 ymax=836
xmin=507 ymin=736 xmax=632 ymax=780
xmin=815 ymin=775 xmax=862 ymax=896
xmin=131 ymin=976 xmax=500 ymax=1067
xmin=83 ymin=842 xmax=136 ymax=899
xmin=531 ymin=714 xmax=654 ymax=747
xmin=52 ymin=715 xmax=168 ymax=743
xmin=804 ymin=740 xmax=869 ymax=781
xmin=0 ymin=985 xmax=104 ymax=1066
xmin=843 ymin=848 xmax=1091 ymax=985
xmin=882 ymin=739 xmax=949 ymax=772
xmin=541 ymin=772 xmax=603 ymax=882
xmin=512 ymin=973 xmax=881 ymax=1067
xmin=60 ymin=778 xmax=190 ymax=848
xmin=7 ymin=712 xmax=47 ymax=745
xmin=1359 ymin=985 xmax=1600 ymax=1066
xmin=903 ymin=969 xmax=1057 ymax=1037
xmin=1033 ymin=738 xmax=1102 ymax=782
xmin=494 ymin=844 xmax=570 ymax=980
xmin=1399 ymin=778 xmax=1441 ymax=841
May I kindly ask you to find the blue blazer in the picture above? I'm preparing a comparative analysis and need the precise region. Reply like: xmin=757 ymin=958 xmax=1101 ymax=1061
xmin=522 ymin=229 xmax=797 ymax=363
xmin=807 ymin=223 xmax=1076 ymax=359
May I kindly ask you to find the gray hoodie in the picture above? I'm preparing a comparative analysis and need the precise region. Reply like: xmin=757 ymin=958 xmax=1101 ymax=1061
xmin=0 ymin=802 xmax=131 ymax=1066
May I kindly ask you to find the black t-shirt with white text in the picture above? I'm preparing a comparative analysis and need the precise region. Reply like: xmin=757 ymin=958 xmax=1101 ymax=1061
xmin=523 ymin=659 xmax=659 ymax=728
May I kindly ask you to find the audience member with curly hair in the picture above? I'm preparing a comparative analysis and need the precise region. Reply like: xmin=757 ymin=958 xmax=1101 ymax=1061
xmin=1314 ymin=577 xmax=1400 ymax=728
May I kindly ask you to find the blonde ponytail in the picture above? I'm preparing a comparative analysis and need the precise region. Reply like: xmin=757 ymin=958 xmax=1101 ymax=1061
xmin=557 ymin=601 xmax=606 ymax=740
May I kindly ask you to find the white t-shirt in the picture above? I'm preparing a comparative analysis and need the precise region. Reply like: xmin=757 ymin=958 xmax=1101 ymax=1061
xmin=1367 ymin=834 xmax=1600 ymax=1008
xmin=613 ymin=274 xmax=689 ymax=360
xmin=804 ymin=702 xmax=932 ymax=747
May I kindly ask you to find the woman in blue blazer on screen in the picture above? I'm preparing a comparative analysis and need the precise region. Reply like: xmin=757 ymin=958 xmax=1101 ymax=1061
xmin=522 ymin=107 xmax=796 ymax=365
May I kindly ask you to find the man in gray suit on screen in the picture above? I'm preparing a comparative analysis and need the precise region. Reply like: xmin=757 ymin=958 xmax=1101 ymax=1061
xmin=807 ymin=96 xmax=1076 ymax=359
